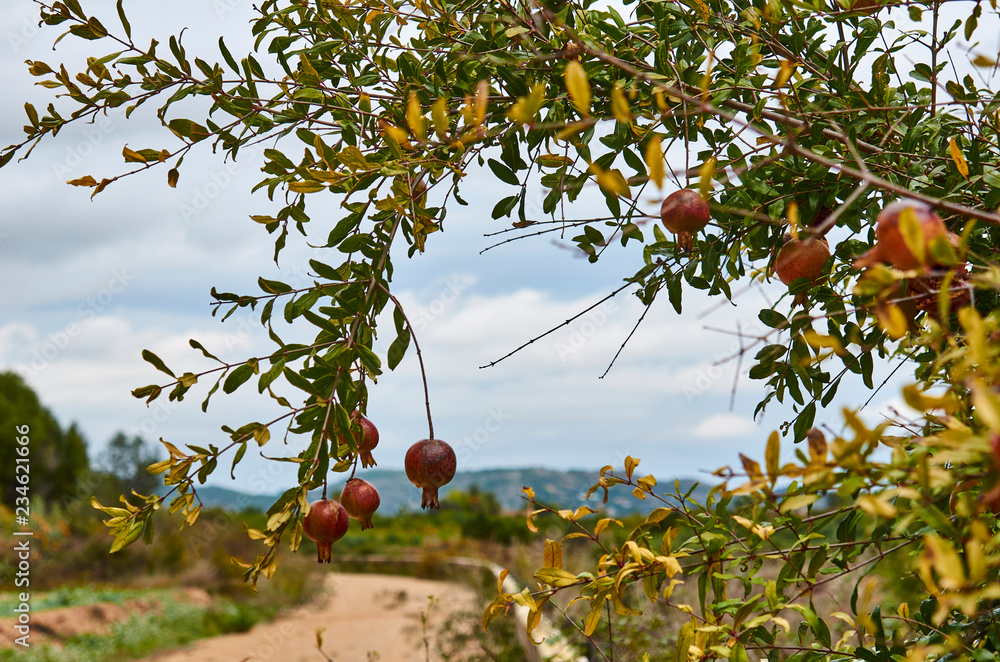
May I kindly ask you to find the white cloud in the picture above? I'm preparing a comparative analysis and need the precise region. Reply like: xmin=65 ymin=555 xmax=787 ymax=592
xmin=692 ymin=413 xmax=758 ymax=439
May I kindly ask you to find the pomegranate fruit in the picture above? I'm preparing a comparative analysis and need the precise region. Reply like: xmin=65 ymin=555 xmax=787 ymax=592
xmin=334 ymin=412 xmax=380 ymax=468
xmin=774 ymin=236 xmax=830 ymax=286
xmin=340 ymin=478 xmax=380 ymax=530
xmin=660 ymin=188 xmax=710 ymax=251
xmin=854 ymin=200 xmax=948 ymax=271
xmin=404 ymin=438 xmax=457 ymax=510
xmin=302 ymin=499 xmax=349 ymax=563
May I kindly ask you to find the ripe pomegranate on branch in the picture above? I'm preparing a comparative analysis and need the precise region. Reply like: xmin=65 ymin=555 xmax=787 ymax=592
xmin=660 ymin=188 xmax=710 ymax=252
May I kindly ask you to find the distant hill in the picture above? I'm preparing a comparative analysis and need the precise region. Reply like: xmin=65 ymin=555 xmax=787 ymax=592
xmin=193 ymin=468 xmax=713 ymax=516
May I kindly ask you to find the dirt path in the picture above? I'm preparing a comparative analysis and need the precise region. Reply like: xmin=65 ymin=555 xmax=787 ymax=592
xmin=139 ymin=572 xmax=479 ymax=662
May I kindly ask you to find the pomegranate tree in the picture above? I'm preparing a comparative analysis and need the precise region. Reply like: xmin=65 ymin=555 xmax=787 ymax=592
xmin=340 ymin=478 xmax=380 ymax=530
xmin=660 ymin=188 xmax=710 ymax=252
xmin=404 ymin=438 xmax=457 ymax=509
xmin=302 ymin=499 xmax=349 ymax=563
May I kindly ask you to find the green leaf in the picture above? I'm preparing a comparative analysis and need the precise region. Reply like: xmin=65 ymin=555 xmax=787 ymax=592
xmin=116 ymin=0 xmax=131 ymax=39
xmin=488 ymin=158 xmax=520 ymax=186
xmin=283 ymin=367 xmax=318 ymax=396
xmin=223 ymin=363 xmax=255 ymax=394
xmin=167 ymin=119 xmax=210 ymax=143
xmin=387 ymin=329 xmax=410 ymax=370
xmin=258 ymin=277 xmax=293 ymax=294
xmin=110 ymin=522 xmax=143 ymax=553
xmin=141 ymin=349 xmax=175 ymax=377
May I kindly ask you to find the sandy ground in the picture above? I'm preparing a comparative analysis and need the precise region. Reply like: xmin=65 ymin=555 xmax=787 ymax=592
xmin=139 ymin=572 xmax=480 ymax=662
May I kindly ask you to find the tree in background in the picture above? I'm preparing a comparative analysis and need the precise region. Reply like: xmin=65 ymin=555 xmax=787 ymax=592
xmin=5 ymin=0 xmax=1000 ymax=658
xmin=0 ymin=371 xmax=89 ymax=507
xmin=96 ymin=432 xmax=163 ymax=496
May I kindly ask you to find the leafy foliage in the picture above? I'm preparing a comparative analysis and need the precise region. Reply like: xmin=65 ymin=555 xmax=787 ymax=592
xmin=7 ymin=0 xmax=1000 ymax=657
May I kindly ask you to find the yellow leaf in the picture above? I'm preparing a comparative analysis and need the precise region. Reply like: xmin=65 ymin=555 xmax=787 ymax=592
xmin=923 ymin=534 xmax=965 ymax=589
xmin=432 ymin=98 xmax=448 ymax=141
xmin=67 ymin=175 xmax=98 ymax=187
xmin=898 ymin=205 xmax=926 ymax=265
xmin=167 ymin=168 xmax=179 ymax=188
xmin=771 ymin=616 xmax=791 ymax=632
xmin=858 ymin=493 xmax=898 ymax=518
xmin=779 ymin=494 xmax=819 ymax=513
xmin=594 ymin=517 xmax=623 ymax=536
xmin=287 ymin=181 xmax=326 ymax=193
xmin=474 ymin=80 xmax=489 ymax=126
xmin=593 ymin=166 xmax=631 ymax=199
xmin=564 ymin=60 xmax=591 ymax=116
xmin=970 ymin=378 xmax=1000 ymax=430
xmin=496 ymin=568 xmax=509 ymax=595
xmin=611 ymin=83 xmax=631 ymax=123
xmin=773 ymin=60 xmax=795 ymax=89
xmin=676 ymin=621 xmax=695 ymax=662
xmin=380 ymin=120 xmax=410 ymax=146
xmin=803 ymin=329 xmax=844 ymax=355
xmin=765 ymin=431 xmax=779 ymax=484
xmin=876 ymin=302 xmax=909 ymax=340
xmin=122 ymin=145 xmax=146 ymax=163
xmin=787 ymin=201 xmax=800 ymax=237
xmin=654 ymin=89 xmax=668 ymax=112
xmin=146 ymin=459 xmax=172 ymax=475
xmin=537 ymin=154 xmax=571 ymax=168
xmin=949 ymin=137 xmax=969 ymax=179
xmin=526 ymin=508 xmax=544 ymax=532
xmin=698 ymin=157 xmax=716 ymax=200
xmin=583 ymin=597 xmax=607 ymax=636
xmin=534 ymin=567 xmax=578 ymax=588
xmin=544 ymin=539 xmax=563 ymax=569
xmin=637 ymin=474 xmax=657 ymax=492
xmin=624 ymin=455 xmax=640 ymax=480
xmin=739 ymin=453 xmax=762 ymax=481
xmin=645 ymin=136 xmax=664 ymax=189
xmin=526 ymin=595 xmax=550 ymax=644
xmin=406 ymin=92 xmax=426 ymax=141
xmin=972 ymin=55 xmax=997 ymax=67
xmin=507 ymin=83 xmax=546 ymax=126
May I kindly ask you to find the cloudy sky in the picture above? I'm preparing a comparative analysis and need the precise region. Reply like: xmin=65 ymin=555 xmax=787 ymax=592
xmin=0 ymin=0 xmax=924 ymax=497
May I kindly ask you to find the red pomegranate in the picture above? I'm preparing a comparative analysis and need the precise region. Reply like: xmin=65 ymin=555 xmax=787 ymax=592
xmin=660 ymin=188 xmax=710 ymax=251
xmin=404 ymin=438 xmax=457 ymax=510
xmin=334 ymin=412 xmax=380 ymax=468
xmin=774 ymin=236 xmax=830 ymax=286
xmin=340 ymin=478 xmax=380 ymax=530
xmin=302 ymin=499 xmax=349 ymax=563
xmin=854 ymin=200 xmax=948 ymax=271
